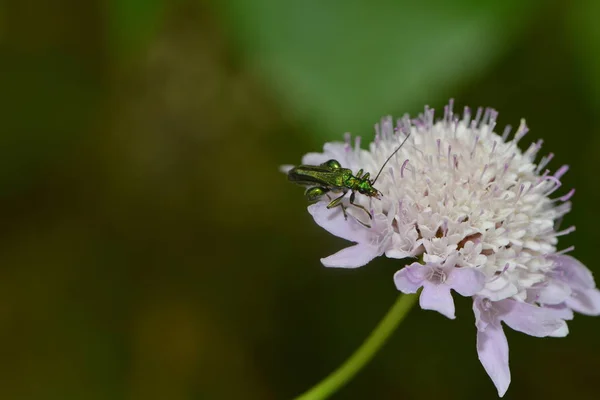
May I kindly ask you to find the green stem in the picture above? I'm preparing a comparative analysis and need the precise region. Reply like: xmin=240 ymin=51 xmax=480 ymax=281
xmin=294 ymin=293 xmax=418 ymax=400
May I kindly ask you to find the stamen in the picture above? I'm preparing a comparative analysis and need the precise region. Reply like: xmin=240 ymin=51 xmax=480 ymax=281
xmin=488 ymin=110 xmax=498 ymax=132
xmin=480 ymin=164 xmax=489 ymax=182
xmin=463 ymin=106 xmax=471 ymax=125
xmin=344 ymin=132 xmax=351 ymax=152
xmin=400 ymin=115 xmax=411 ymax=134
xmin=514 ymin=119 xmax=529 ymax=143
xmin=425 ymin=106 xmax=435 ymax=129
xmin=544 ymin=179 xmax=562 ymax=196
xmin=448 ymin=98 xmax=454 ymax=121
xmin=474 ymin=107 xmax=483 ymax=126
xmin=505 ymin=153 xmax=516 ymax=169
xmin=501 ymin=162 xmax=509 ymax=178
xmin=554 ymin=226 xmax=576 ymax=237
xmin=555 ymin=245 xmax=575 ymax=256
xmin=554 ymin=202 xmax=572 ymax=216
xmin=471 ymin=135 xmax=480 ymax=158
xmin=430 ymin=267 xmax=447 ymax=284
xmin=525 ymin=139 xmax=543 ymax=160
xmin=452 ymin=116 xmax=460 ymax=137
xmin=489 ymin=263 xmax=510 ymax=282
xmin=554 ymin=165 xmax=569 ymax=179
xmin=388 ymin=166 xmax=397 ymax=185
xmin=482 ymin=108 xmax=491 ymax=126
xmin=515 ymin=183 xmax=525 ymax=203
xmin=401 ymin=159 xmax=410 ymax=178
xmin=558 ymin=188 xmax=575 ymax=202
xmin=382 ymin=116 xmax=394 ymax=139
xmin=536 ymin=169 xmax=550 ymax=184
xmin=502 ymin=125 xmax=512 ymax=141
xmin=536 ymin=153 xmax=554 ymax=173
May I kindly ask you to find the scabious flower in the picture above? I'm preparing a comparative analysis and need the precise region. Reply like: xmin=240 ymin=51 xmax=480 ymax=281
xmin=287 ymin=101 xmax=600 ymax=397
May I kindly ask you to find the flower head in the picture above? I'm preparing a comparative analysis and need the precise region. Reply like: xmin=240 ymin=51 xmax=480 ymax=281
xmin=286 ymin=101 xmax=600 ymax=396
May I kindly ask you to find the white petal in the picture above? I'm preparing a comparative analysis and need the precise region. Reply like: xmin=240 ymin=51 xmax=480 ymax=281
xmin=420 ymin=283 xmax=456 ymax=319
xmin=477 ymin=323 xmax=511 ymax=397
xmin=320 ymin=244 xmax=379 ymax=268
xmin=447 ymin=267 xmax=486 ymax=296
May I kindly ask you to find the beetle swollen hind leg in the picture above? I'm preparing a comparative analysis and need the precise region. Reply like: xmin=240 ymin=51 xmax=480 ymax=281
xmin=305 ymin=186 xmax=329 ymax=201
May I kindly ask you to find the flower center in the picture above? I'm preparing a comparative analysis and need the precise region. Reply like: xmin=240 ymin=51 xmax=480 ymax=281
xmin=481 ymin=298 xmax=493 ymax=311
xmin=429 ymin=267 xmax=447 ymax=285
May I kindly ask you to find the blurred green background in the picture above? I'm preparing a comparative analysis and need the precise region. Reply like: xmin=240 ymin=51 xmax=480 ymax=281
xmin=1 ymin=0 xmax=599 ymax=399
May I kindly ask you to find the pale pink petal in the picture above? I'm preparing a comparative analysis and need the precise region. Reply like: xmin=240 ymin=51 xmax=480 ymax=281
xmin=478 ymin=277 xmax=519 ymax=301
xmin=385 ymin=248 xmax=413 ymax=259
xmin=500 ymin=300 xmax=566 ymax=337
xmin=386 ymin=229 xmax=420 ymax=259
xmin=549 ymin=321 xmax=569 ymax=337
xmin=447 ymin=267 xmax=486 ymax=296
xmin=552 ymin=255 xmax=596 ymax=290
xmin=566 ymin=288 xmax=600 ymax=316
xmin=308 ymin=202 xmax=371 ymax=243
xmin=301 ymin=152 xmax=330 ymax=166
xmin=320 ymin=244 xmax=379 ymax=268
xmin=420 ymin=283 xmax=456 ymax=319
xmin=477 ymin=323 xmax=510 ymax=397
xmin=393 ymin=263 xmax=427 ymax=293
xmin=279 ymin=164 xmax=294 ymax=173
xmin=534 ymin=279 xmax=571 ymax=305
xmin=301 ymin=143 xmax=348 ymax=166
xmin=544 ymin=303 xmax=574 ymax=321
xmin=473 ymin=297 xmax=489 ymax=331
xmin=322 ymin=142 xmax=354 ymax=162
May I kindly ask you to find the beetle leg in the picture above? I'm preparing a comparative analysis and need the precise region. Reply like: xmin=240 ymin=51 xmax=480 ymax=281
xmin=349 ymin=191 xmax=373 ymax=221
xmin=326 ymin=191 xmax=349 ymax=220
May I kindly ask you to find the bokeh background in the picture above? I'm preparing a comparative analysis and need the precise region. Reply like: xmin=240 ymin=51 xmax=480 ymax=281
xmin=1 ymin=0 xmax=599 ymax=399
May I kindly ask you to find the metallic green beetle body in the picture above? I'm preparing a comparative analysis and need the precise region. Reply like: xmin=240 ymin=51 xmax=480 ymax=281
xmin=287 ymin=132 xmax=411 ymax=226
xmin=287 ymin=159 xmax=381 ymax=224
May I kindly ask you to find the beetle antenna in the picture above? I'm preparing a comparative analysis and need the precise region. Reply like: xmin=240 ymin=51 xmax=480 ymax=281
xmin=372 ymin=132 xmax=411 ymax=184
